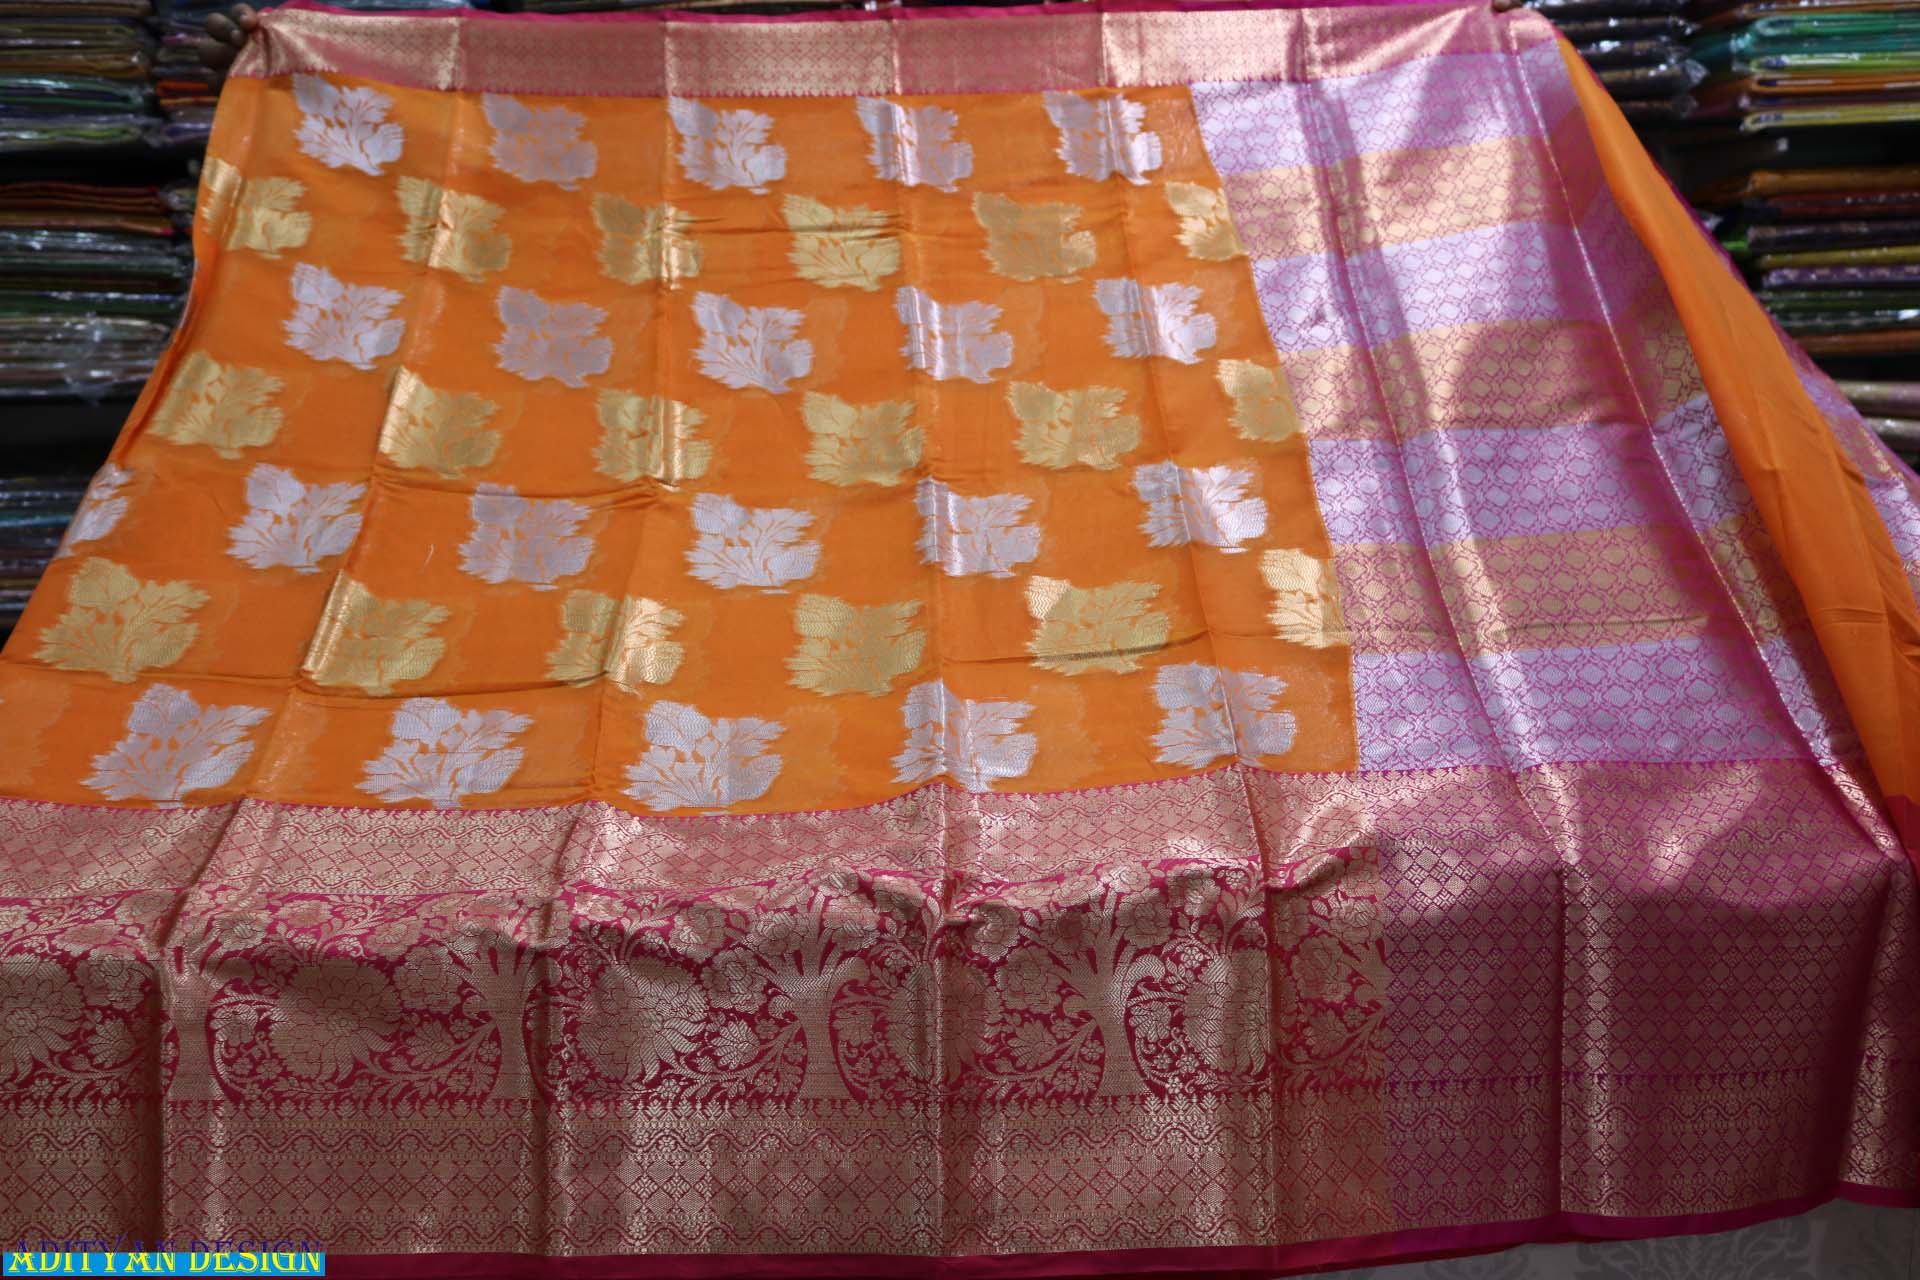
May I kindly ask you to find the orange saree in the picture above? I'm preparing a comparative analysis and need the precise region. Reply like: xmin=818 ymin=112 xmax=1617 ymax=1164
xmin=0 ymin=2 xmax=1916 ymax=1274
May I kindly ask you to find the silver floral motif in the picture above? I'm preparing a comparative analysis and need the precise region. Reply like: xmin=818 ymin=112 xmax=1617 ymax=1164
xmin=270 ymin=962 xmax=400 ymax=1080
xmin=895 ymin=286 xmax=1013 ymax=384
xmin=55 ymin=463 xmax=134 ymax=558
xmin=494 ymin=286 xmax=612 ymax=388
xmin=1095 ymin=278 xmax=1216 ymax=364
xmin=578 ymin=960 xmax=709 ymax=1081
xmin=914 ymin=478 xmax=1042 ymax=578
xmin=357 ymin=697 xmax=531 ymax=809
xmin=692 ymin=292 xmax=812 ymax=393
xmin=892 ymin=679 xmax=1037 ymax=792
xmin=458 ymin=484 xmax=593 ymax=589
xmin=1132 ymin=461 xmax=1267 ymax=552
xmin=854 ymin=97 xmax=972 ymax=193
xmin=1151 ymin=662 xmax=1296 ymax=768
xmin=481 ymin=93 xmax=595 ymax=189
xmin=0 ymin=957 xmax=84 ymax=1082
xmin=670 ymin=99 xmax=786 ymax=193
xmin=623 ymin=700 xmax=783 ymax=811
xmin=225 ymin=464 xmax=364 ymax=574
xmin=684 ymin=493 xmax=819 ymax=592
xmin=292 ymin=74 xmax=402 ymax=176
xmin=84 ymin=683 xmax=270 ymax=805
xmin=1043 ymin=91 xmax=1161 ymax=184
xmin=284 ymin=263 xmax=403 ymax=370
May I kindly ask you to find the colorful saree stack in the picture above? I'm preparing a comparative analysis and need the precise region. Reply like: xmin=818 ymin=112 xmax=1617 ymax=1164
xmin=1 ymin=1 xmax=1917 ymax=1274
xmin=1682 ymin=4 xmax=1920 ymax=364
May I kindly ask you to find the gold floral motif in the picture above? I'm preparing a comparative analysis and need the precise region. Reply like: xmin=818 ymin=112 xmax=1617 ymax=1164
xmin=379 ymin=368 xmax=501 ymax=477
xmin=782 ymin=194 xmax=899 ymax=292
xmin=1262 ymin=548 xmax=1345 ymax=648
xmin=395 ymin=176 xmax=511 ymax=282
xmin=201 ymin=158 xmax=311 ymax=259
xmin=800 ymin=391 xmax=920 ymax=487
xmin=1008 ymin=381 xmax=1140 ymax=471
xmin=546 ymin=590 xmax=684 ymax=689
xmin=579 ymin=960 xmax=710 ymax=1080
xmin=788 ymin=594 xmax=925 ymax=697
xmin=546 ymin=591 xmax=616 ymax=685
xmin=594 ymin=391 xmax=709 ymax=485
xmin=34 ymin=558 xmax=206 ymax=683
xmin=593 ymin=194 xmax=701 ymax=287
xmin=1164 ymin=182 xmax=1244 ymax=261
xmin=1024 ymin=575 xmax=1170 ymax=674
xmin=303 ymin=576 xmax=448 ymax=695
xmin=0 ymin=957 xmax=83 ymax=1078
xmin=197 ymin=155 xmax=243 ymax=235
xmin=973 ymin=192 xmax=1097 ymax=281
xmin=271 ymin=962 xmax=400 ymax=1080
xmin=231 ymin=176 xmax=312 ymax=258
xmin=148 ymin=352 xmax=285 ymax=459
xmin=1215 ymin=358 xmax=1301 ymax=443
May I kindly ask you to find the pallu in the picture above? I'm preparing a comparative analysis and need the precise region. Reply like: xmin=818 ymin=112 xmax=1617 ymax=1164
xmin=3 ymin=1 xmax=1920 ymax=1274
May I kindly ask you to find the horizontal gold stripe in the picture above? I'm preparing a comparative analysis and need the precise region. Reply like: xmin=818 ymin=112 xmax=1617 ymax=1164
xmin=239 ymin=1 xmax=1559 ymax=98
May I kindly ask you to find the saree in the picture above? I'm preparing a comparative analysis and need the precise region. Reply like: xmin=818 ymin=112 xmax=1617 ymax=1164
xmin=2 ymin=0 xmax=1919 ymax=1273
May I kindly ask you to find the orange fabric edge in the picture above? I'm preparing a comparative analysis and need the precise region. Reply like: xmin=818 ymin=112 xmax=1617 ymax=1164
xmin=1557 ymin=42 xmax=1920 ymax=858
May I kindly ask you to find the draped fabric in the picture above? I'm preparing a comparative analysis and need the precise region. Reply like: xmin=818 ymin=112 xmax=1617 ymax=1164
xmin=1 ymin=1 xmax=1917 ymax=1274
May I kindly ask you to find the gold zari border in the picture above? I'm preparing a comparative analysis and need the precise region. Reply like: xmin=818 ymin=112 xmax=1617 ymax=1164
xmin=238 ymin=1 xmax=1558 ymax=98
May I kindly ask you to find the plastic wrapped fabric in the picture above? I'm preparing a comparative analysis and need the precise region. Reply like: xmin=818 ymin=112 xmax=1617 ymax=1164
xmin=1526 ymin=0 xmax=1688 ymax=16
xmin=1756 ymin=242 xmax=1920 ymax=269
xmin=1594 ymin=57 xmax=1708 ymax=96
xmin=1867 ymin=415 xmax=1920 ymax=447
xmin=1800 ymin=326 xmax=1920 ymax=353
xmin=1749 ymin=218 xmax=1920 ymax=251
xmin=1555 ymin=12 xmax=1697 ymax=39
xmin=1838 ymin=378 xmax=1920 ymax=415
xmin=1575 ymin=35 xmax=1688 ymax=65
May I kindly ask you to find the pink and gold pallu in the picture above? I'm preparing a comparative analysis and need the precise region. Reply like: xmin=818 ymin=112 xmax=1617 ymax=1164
xmin=2 ymin=0 xmax=1919 ymax=1274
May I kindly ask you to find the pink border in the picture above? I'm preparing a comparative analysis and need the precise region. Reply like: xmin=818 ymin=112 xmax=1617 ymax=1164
xmin=316 ymin=1185 xmax=1920 ymax=1279
xmin=237 ymin=0 xmax=1547 ymax=98
xmin=278 ymin=0 xmax=1450 ymax=23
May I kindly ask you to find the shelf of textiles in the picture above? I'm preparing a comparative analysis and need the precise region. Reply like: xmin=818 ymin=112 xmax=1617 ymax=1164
xmin=3 ymin=0 xmax=192 ymax=639
xmin=1536 ymin=0 xmax=1920 ymax=462
xmin=0 ymin=0 xmax=482 ymax=643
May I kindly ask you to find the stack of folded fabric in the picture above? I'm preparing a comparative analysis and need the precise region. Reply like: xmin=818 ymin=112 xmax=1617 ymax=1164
xmin=2 ymin=1 xmax=192 ymax=389
xmin=151 ymin=3 xmax=221 ymax=148
xmin=1530 ymin=0 xmax=1709 ymax=121
xmin=167 ymin=0 xmax=474 ymax=17
xmin=0 ymin=3 xmax=171 ymax=645
xmin=1708 ymin=165 xmax=1920 ymax=360
xmin=0 ymin=0 xmax=160 ymax=153
xmin=158 ymin=0 xmax=481 ymax=146
xmin=0 ymin=179 xmax=190 ymax=398
xmin=0 ymin=474 xmax=88 ymax=639
xmin=1840 ymin=377 xmax=1920 ymax=452
xmin=1672 ymin=1 xmax=1920 ymax=450
xmin=1690 ymin=4 xmax=1920 ymax=132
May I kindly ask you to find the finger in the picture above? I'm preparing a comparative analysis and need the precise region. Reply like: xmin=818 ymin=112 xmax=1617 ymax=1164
xmin=205 ymin=12 xmax=237 ymax=41
xmin=199 ymin=37 xmax=239 ymax=69
xmin=235 ymin=4 xmax=260 ymax=29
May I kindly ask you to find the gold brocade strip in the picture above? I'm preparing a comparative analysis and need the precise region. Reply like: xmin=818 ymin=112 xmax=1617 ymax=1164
xmin=237 ymin=2 xmax=1560 ymax=99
